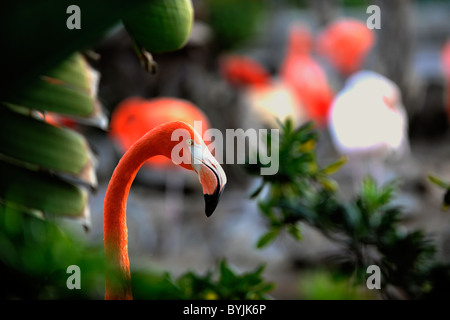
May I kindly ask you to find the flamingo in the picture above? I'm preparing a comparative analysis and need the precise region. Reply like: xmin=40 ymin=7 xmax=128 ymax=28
xmin=103 ymin=121 xmax=227 ymax=299
xmin=316 ymin=19 xmax=375 ymax=77
xmin=280 ymin=24 xmax=335 ymax=127
xmin=109 ymin=97 xmax=213 ymax=253
xmin=328 ymin=70 xmax=410 ymax=185
xmin=441 ymin=39 xmax=450 ymax=120
xmin=219 ymin=55 xmax=305 ymax=129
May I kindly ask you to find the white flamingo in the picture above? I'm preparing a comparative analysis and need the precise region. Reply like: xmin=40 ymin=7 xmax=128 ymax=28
xmin=328 ymin=70 xmax=410 ymax=186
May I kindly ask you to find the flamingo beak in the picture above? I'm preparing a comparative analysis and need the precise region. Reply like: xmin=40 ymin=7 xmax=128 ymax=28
xmin=191 ymin=142 xmax=227 ymax=217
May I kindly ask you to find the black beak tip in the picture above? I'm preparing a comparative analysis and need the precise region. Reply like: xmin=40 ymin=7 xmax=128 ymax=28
xmin=203 ymin=184 xmax=225 ymax=218
xmin=204 ymin=193 xmax=219 ymax=217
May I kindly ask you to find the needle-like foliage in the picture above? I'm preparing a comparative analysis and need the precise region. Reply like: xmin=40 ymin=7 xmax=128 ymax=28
xmin=245 ymin=118 xmax=450 ymax=299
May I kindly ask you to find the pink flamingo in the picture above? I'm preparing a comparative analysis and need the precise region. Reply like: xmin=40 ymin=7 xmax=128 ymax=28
xmin=280 ymin=24 xmax=335 ymax=127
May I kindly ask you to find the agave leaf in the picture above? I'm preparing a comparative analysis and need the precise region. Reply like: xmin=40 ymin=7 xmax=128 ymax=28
xmin=0 ymin=107 xmax=97 ymax=187
xmin=0 ymin=202 xmax=45 ymax=220
xmin=3 ymin=51 xmax=107 ymax=126
xmin=4 ymin=74 xmax=99 ymax=117
xmin=43 ymin=53 xmax=108 ymax=128
xmin=0 ymin=0 xmax=149 ymax=98
xmin=0 ymin=160 xmax=89 ymax=220
xmin=44 ymin=53 xmax=92 ymax=93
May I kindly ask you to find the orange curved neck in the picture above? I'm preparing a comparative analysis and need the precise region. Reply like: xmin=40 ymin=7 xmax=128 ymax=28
xmin=103 ymin=122 xmax=189 ymax=300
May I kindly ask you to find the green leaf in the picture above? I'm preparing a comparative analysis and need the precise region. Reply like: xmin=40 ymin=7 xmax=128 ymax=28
xmin=342 ymin=203 xmax=361 ymax=233
xmin=321 ymin=156 xmax=348 ymax=175
xmin=318 ymin=177 xmax=338 ymax=192
xmin=359 ymin=176 xmax=379 ymax=212
xmin=294 ymin=121 xmax=316 ymax=134
xmin=131 ymin=271 xmax=184 ymax=299
xmin=378 ymin=180 xmax=399 ymax=206
xmin=0 ymin=107 xmax=96 ymax=187
xmin=428 ymin=174 xmax=450 ymax=189
xmin=219 ymin=259 xmax=237 ymax=284
xmin=256 ymin=229 xmax=280 ymax=249
xmin=249 ymin=181 xmax=265 ymax=198
xmin=45 ymin=53 xmax=93 ymax=93
xmin=4 ymin=75 xmax=99 ymax=117
xmin=361 ymin=176 xmax=377 ymax=197
xmin=0 ymin=160 xmax=89 ymax=220
xmin=299 ymin=270 xmax=371 ymax=300
xmin=0 ymin=202 xmax=44 ymax=221
xmin=287 ymin=224 xmax=302 ymax=241
xmin=427 ymin=175 xmax=450 ymax=211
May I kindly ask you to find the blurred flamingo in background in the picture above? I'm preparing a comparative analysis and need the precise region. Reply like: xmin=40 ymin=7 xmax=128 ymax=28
xmin=109 ymin=97 xmax=213 ymax=252
xmin=316 ymin=19 xmax=375 ymax=77
xmin=280 ymin=24 xmax=335 ymax=127
xmin=328 ymin=70 xmax=410 ymax=186
xmin=219 ymin=54 xmax=305 ymax=129
xmin=219 ymin=55 xmax=272 ymax=88
xmin=110 ymin=97 xmax=211 ymax=168
xmin=44 ymin=114 xmax=79 ymax=129
xmin=103 ymin=121 xmax=226 ymax=299
xmin=441 ymin=39 xmax=450 ymax=120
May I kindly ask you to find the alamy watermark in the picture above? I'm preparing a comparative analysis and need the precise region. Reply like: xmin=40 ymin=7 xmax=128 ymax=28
xmin=66 ymin=5 xmax=81 ymax=30
xmin=366 ymin=265 xmax=381 ymax=290
xmin=65 ymin=264 xmax=381 ymax=291
xmin=366 ymin=5 xmax=381 ymax=30
xmin=67 ymin=4 xmax=381 ymax=31
xmin=170 ymin=121 xmax=280 ymax=176
xmin=66 ymin=265 xmax=81 ymax=290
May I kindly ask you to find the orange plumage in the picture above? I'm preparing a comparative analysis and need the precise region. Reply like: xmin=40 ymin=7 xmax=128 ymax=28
xmin=316 ymin=19 xmax=375 ymax=76
xmin=104 ymin=121 xmax=226 ymax=299
xmin=280 ymin=25 xmax=334 ymax=126
xmin=110 ymin=97 xmax=211 ymax=168
xmin=441 ymin=39 xmax=450 ymax=120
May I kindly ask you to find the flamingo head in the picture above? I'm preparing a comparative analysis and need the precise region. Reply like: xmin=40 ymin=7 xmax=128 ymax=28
xmin=346 ymin=70 xmax=401 ymax=108
xmin=317 ymin=19 xmax=375 ymax=75
xmin=162 ymin=121 xmax=227 ymax=217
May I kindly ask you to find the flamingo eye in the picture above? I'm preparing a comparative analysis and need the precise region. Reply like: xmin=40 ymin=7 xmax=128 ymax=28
xmin=187 ymin=139 xmax=194 ymax=146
